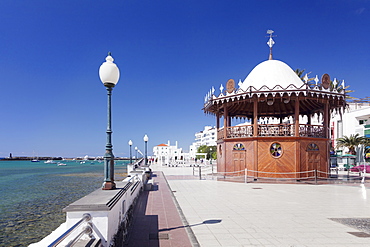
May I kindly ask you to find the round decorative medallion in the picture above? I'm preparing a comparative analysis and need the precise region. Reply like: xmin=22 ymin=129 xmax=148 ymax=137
xmin=321 ymin=73 xmax=330 ymax=89
xmin=270 ymin=142 xmax=282 ymax=158
xmin=226 ymin=79 xmax=235 ymax=93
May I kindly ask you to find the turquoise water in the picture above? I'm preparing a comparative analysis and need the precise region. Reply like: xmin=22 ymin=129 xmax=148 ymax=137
xmin=0 ymin=160 xmax=128 ymax=246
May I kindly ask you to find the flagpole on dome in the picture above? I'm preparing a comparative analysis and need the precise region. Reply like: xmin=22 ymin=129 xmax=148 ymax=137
xmin=267 ymin=30 xmax=275 ymax=60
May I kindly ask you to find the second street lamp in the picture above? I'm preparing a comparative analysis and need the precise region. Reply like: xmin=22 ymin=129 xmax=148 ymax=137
xmin=143 ymin=134 xmax=149 ymax=166
xmin=99 ymin=52 xmax=120 ymax=190
xmin=128 ymin=140 xmax=133 ymax=165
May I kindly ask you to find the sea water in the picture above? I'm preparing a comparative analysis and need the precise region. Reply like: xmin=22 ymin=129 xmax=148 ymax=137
xmin=0 ymin=160 xmax=128 ymax=247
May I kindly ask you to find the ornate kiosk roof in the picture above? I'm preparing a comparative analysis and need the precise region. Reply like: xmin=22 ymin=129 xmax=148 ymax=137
xmin=203 ymin=33 xmax=346 ymax=119
xmin=240 ymin=60 xmax=304 ymax=91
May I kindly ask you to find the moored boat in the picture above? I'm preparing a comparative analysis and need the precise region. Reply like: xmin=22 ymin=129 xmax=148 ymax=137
xmin=45 ymin=160 xmax=57 ymax=164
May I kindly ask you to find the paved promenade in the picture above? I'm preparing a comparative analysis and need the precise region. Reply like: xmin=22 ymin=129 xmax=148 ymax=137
xmin=128 ymin=163 xmax=370 ymax=246
xmin=124 ymin=170 xmax=194 ymax=247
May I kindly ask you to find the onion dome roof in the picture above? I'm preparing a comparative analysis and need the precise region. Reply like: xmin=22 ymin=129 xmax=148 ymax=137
xmin=240 ymin=60 xmax=304 ymax=91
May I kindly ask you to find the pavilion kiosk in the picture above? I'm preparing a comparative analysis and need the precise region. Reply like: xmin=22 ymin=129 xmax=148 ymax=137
xmin=203 ymin=34 xmax=346 ymax=180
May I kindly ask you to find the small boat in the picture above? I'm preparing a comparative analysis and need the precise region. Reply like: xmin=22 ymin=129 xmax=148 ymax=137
xmin=31 ymin=152 xmax=39 ymax=162
xmin=57 ymin=163 xmax=67 ymax=166
xmin=45 ymin=160 xmax=57 ymax=164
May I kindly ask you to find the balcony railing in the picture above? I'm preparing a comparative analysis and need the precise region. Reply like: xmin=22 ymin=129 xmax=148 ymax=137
xmin=258 ymin=124 xmax=294 ymax=137
xmin=217 ymin=124 xmax=326 ymax=140
xmin=227 ymin=125 xmax=254 ymax=138
xmin=299 ymin=124 xmax=326 ymax=138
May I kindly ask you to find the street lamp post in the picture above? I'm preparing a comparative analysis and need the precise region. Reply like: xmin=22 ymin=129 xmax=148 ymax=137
xmin=128 ymin=140 xmax=133 ymax=165
xmin=135 ymin=147 xmax=138 ymax=161
xmin=144 ymin=134 xmax=149 ymax=166
xmin=99 ymin=52 xmax=120 ymax=190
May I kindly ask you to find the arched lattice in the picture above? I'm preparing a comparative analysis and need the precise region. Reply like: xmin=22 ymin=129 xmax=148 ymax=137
xmin=307 ymin=143 xmax=319 ymax=151
xmin=233 ymin=143 xmax=245 ymax=151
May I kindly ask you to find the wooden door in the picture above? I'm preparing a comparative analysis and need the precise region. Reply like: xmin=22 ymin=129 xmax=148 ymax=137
xmin=233 ymin=151 xmax=246 ymax=176
xmin=307 ymin=152 xmax=320 ymax=178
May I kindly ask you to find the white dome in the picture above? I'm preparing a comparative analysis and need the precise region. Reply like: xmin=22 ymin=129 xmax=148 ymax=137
xmin=240 ymin=60 xmax=304 ymax=91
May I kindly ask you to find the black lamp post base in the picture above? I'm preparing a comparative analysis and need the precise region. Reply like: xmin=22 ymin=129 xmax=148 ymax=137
xmin=102 ymin=181 xmax=116 ymax=190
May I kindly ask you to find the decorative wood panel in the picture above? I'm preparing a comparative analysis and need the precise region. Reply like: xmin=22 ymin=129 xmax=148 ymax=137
xmin=257 ymin=140 xmax=296 ymax=178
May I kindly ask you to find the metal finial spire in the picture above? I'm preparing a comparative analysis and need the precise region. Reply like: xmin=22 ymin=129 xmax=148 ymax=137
xmin=266 ymin=30 xmax=275 ymax=60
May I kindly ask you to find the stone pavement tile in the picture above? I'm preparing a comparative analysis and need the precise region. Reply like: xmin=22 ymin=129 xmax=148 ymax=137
xmin=230 ymin=232 xmax=255 ymax=239
xmin=214 ymin=233 xmax=237 ymax=241
xmin=276 ymin=238 xmax=303 ymax=245
xmin=197 ymin=238 xmax=222 ymax=246
xmin=194 ymin=233 xmax=217 ymax=240
xmin=191 ymin=228 xmax=212 ymax=236
xmin=216 ymin=238 xmax=241 ymax=246
xmin=227 ymin=228 xmax=248 ymax=234
xmin=254 ymin=238 xmax=276 ymax=245
xmin=247 ymin=238 xmax=265 ymax=245
xmin=234 ymin=238 xmax=252 ymax=245
xmin=207 ymin=228 xmax=230 ymax=234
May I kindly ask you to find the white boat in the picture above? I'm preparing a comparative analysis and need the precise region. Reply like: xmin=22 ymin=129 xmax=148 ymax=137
xmin=57 ymin=163 xmax=67 ymax=166
xmin=45 ymin=160 xmax=57 ymax=164
xmin=31 ymin=151 xmax=40 ymax=162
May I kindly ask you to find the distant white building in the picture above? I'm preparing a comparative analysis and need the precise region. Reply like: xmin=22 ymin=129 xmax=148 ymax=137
xmin=189 ymin=126 xmax=217 ymax=158
xmin=331 ymin=102 xmax=370 ymax=150
xmin=153 ymin=141 xmax=187 ymax=165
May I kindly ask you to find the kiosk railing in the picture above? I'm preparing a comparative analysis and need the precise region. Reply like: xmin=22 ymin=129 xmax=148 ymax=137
xmin=217 ymin=124 xmax=327 ymax=140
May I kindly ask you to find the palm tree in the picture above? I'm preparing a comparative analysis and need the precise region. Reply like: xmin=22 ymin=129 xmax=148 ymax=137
xmin=348 ymin=96 xmax=370 ymax=104
xmin=294 ymin=68 xmax=307 ymax=80
xmin=329 ymin=79 xmax=355 ymax=100
xmin=294 ymin=69 xmax=315 ymax=87
xmin=336 ymin=134 xmax=366 ymax=155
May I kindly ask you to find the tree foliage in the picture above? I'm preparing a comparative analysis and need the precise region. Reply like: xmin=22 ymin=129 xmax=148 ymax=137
xmin=197 ymin=145 xmax=217 ymax=160
xmin=336 ymin=134 xmax=367 ymax=155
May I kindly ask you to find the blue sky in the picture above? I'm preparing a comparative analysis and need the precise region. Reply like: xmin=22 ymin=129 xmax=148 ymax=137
xmin=0 ymin=0 xmax=369 ymax=158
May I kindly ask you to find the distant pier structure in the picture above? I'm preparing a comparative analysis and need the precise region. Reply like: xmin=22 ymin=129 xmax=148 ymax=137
xmin=203 ymin=31 xmax=346 ymax=179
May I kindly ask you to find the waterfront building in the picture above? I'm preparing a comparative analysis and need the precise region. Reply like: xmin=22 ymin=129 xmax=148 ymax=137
xmin=331 ymin=102 xmax=370 ymax=151
xmin=203 ymin=34 xmax=346 ymax=179
xmin=153 ymin=141 xmax=186 ymax=165
xmin=189 ymin=126 xmax=217 ymax=158
xmin=195 ymin=126 xmax=217 ymax=147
